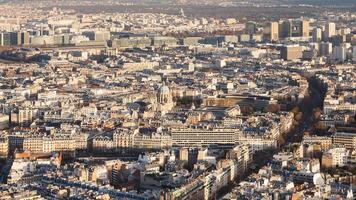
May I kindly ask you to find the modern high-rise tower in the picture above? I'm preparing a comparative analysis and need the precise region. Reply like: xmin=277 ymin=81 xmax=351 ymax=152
xmin=325 ymin=22 xmax=336 ymax=41
xmin=313 ymin=28 xmax=322 ymax=42
xmin=301 ymin=20 xmax=310 ymax=37
xmin=264 ymin=22 xmax=279 ymax=42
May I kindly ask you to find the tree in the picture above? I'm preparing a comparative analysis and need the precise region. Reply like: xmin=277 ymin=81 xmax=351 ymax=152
xmin=313 ymin=107 xmax=322 ymax=120
xmin=265 ymin=104 xmax=281 ymax=113
xmin=314 ymin=121 xmax=327 ymax=130
xmin=295 ymin=112 xmax=303 ymax=121
xmin=241 ymin=106 xmax=254 ymax=115
xmin=291 ymin=106 xmax=300 ymax=115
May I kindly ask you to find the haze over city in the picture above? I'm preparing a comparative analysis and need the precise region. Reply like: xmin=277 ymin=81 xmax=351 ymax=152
xmin=0 ymin=0 xmax=355 ymax=199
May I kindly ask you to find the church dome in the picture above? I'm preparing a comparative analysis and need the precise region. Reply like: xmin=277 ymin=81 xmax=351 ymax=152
xmin=160 ymin=85 xmax=170 ymax=94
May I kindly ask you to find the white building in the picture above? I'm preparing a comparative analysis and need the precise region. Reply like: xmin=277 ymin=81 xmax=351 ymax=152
xmin=327 ymin=147 xmax=350 ymax=167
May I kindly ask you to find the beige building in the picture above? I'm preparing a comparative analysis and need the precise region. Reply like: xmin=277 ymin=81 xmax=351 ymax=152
xmin=281 ymin=45 xmax=303 ymax=60
xmin=302 ymin=20 xmax=310 ymax=37
xmin=0 ymin=136 xmax=8 ymax=157
xmin=52 ymin=136 xmax=75 ymax=152
xmin=92 ymin=136 xmax=115 ymax=151
xmin=171 ymin=128 xmax=237 ymax=147
xmin=226 ymin=144 xmax=252 ymax=179
xmin=333 ymin=132 xmax=356 ymax=149
xmin=18 ymin=108 xmax=35 ymax=125
xmin=23 ymin=137 xmax=43 ymax=153
xmin=133 ymin=133 xmax=172 ymax=149
xmin=114 ymin=130 xmax=133 ymax=148
xmin=237 ymin=136 xmax=277 ymax=152
xmin=73 ymin=133 xmax=89 ymax=150
xmin=23 ymin=135 xmax=76 ymax=153
xmin=303 ymin=136 xmax=332 ymax=151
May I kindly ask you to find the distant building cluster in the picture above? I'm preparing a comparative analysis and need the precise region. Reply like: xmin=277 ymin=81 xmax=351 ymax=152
xmin=0 ymin=144 xmax=252 ymax=199
xmin=225 ymin=149 xmax=354 ymax=199
xmin=0 ymin=1 xmax=354 ymax=200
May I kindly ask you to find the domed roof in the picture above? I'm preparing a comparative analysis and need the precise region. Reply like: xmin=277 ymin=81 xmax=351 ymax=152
xmin=159 ymin=85 xmax=170 ymax=94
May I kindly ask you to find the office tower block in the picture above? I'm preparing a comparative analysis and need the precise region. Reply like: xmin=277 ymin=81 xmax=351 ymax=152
xmin=319 ymin=42 xmax=333 ymax=56
xmin=302 ymin=20 xmax=310 ymax=37
xmin=279 ymin=19 xmax=309 ymax=38
xmin=264 ymin=22 xmax=279 ymax=42
xmin=21 ymin=32 xmax=30 ymax=45
xmin=8 ymin=31 xmax=30 ymax=46
xmin=313 ymin=28 xmax=322 ymax=42
xmin=330 ymin=35 xmax=346 ymax=47
xmin=279 ymin=20 xmax=292 ymax=38
xmin=179 ymin=147 xmax=198 ymax=169
xmin=281 ymin=45 xmax=303 ymax=60
xmin=0 ymin=32 xmax=11 ymax=46
xmin=332 ymin=45 xmax=347 ymax=62
xmin=10 ymin=31 xmax=31 ymax=46
xmin=245 ymin=21 xmax=257 ymax=35
xmin=325 ymin=22 xmax=336 ymax=41
xmin=291 ymin=20 xmax=309 ymax=37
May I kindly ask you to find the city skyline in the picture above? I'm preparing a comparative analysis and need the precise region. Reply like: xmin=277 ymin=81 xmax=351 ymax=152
xmin=0 ymin=1 xmax=355 ymax=200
